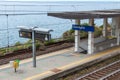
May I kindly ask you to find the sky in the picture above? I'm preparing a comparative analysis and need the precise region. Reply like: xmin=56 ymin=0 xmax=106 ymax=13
xmin=3 ymin=0 xmax=120 ymax=1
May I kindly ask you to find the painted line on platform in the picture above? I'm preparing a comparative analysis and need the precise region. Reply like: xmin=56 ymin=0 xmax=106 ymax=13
xmin=59 ymin=47 xmax=120 ymax=70
xmin=0 ymin=47 xmax=73 ymax=70
xmin=24 ymin=46 xmax=120 ymax=80
xmin=24 ymin=71 xmax=52 ymax=80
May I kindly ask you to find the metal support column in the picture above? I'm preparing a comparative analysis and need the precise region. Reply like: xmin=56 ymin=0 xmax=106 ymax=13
xmin=75 ymin=19 xmax=80 ymax=52
xmin=32 ymin=29 xmax=36 ymax=68
xmin=103 ymin=18 xmax=108 ymax=38
xmin=88 ymin=19 xmax=94 ymax=54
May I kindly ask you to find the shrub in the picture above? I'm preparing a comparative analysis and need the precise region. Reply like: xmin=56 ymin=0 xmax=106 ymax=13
xmin=94 ymin=27 xmax=102 ymax=37
xmin=66 ymin=37 xmax=74 ymax=42
xmin=44 ymin=39 xmax=56 ymax=46
xmin=14 ymin=41 xmax=21 ymax=46
xmin=12 ymin=47 xmax=20 ymax=52
xmin=80 ymin=31 xmax=88 ymax=39
xmin=107 ymin=36 xmax=116 ymax=39
xmin=0 ymin=48 xmax=6 ymax=56
xmin=36 ymin=43 xmax=41 ymax=50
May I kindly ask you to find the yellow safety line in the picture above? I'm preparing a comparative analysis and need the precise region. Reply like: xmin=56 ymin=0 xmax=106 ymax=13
xmin=24 ymin=46 xmax=120 ymax=80
xmin=59 ymin=47 xmax=120 ymax=70
xmin=24 ymin=71 xmax=52 ymax=80
xmin=59 ymin=47 xmax=119 ymax=70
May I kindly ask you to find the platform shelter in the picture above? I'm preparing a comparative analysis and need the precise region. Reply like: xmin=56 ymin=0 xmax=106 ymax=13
xmin=48 ymin=9 xmax=120 ymax=54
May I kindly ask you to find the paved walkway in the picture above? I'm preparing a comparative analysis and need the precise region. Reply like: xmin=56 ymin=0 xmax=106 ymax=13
xmin=0 ymin=37 xmax=119 ymax=80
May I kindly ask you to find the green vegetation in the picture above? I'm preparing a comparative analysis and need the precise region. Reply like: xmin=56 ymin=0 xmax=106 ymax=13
xmin=0 ymin=48 xmax=6 ymax=56
xmin=14 ymin=41 xmax=21 ymax=46
xmin=0 ymin=39 xmax=57 ymax=56
xmin=94 ymin=26 xmax=102 ymax=37
xmin=44 ymin=39 xmax=56 ymax=46
xmin=62 ymin=29 xmax=75 ymax=42
xmin=107 ymin=36 xmax=116 ymax=39
xmin=99 ymin=23 xmax=111 ymax=29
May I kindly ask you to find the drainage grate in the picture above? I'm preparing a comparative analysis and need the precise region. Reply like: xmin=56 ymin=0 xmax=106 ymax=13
xmin=51 ymin=68 xmax=62 ymax=73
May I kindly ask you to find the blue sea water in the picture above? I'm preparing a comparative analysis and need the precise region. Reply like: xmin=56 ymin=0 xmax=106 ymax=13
xmin=0 ymin=1 xmax=120 ymax=47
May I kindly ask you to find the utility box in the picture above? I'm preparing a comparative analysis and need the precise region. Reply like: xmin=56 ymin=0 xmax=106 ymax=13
xmin=18 ymin=26 xmax=53 ymax=41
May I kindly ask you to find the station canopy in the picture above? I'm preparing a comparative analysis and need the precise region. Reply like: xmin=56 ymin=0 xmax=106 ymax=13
xmin=48 ymin=9 xmax=120 ymax=19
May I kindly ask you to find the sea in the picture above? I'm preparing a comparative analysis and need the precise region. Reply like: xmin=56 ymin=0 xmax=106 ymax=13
xmin=0 ymin=1 xmax=120 ymax=47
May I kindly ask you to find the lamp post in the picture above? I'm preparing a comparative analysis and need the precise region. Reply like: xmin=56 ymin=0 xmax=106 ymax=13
xmin=32 ymin=27 xmax=37 ymax=68
xmin=18 ymin=26 xmax=53 ymax=67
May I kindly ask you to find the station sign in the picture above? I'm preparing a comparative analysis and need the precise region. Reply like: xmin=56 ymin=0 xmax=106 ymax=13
xmin=19 ymin=30 xmax=51 ymax=41
xmin=72 ymin=24 xmax=94 ymax=32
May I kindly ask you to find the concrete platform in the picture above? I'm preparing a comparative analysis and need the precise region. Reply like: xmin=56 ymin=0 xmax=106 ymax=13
xmin=0 ymin=47 xmax=88 ymax=80
xmin=0 ymin=37 xmax=119 ymax=80
xmin=25 ymin=46 xmax=120 ymax=80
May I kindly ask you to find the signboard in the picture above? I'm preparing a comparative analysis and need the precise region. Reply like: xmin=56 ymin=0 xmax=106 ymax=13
xmin=72 ymin=24 xmax=94 ymax=32
xmin=19 ymin=30 xmax=51 ymax=41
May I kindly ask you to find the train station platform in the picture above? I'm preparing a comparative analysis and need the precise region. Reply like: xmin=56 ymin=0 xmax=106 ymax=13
xmin=0 ymin=38 xmax=120 ymax=80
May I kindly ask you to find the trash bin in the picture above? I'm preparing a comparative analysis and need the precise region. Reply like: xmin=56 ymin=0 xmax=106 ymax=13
xmin=15 ymin=59 xmax=20 ymax=66
xmin=10 ymin=60 xmax=20 ymax=72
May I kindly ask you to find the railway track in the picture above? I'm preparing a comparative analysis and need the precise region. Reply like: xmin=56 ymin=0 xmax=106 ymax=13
xmin=101 ymin=69 xmax=120 ymax=80
xmin=76 ymin=60 xmax=120 ymax=80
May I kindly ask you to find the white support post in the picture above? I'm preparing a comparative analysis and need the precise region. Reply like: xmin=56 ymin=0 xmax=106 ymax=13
xmin=111 ymin=18 xmax=117 ymax=37
xmin=103 ymin=18 xmax=108 ymax=38
xmin=116 ymin=17 xmax=120 ymax=45
xmin=117 ymin=29 xmax=120 ymax=45
xmin=111 ymin=18 xmax=114 ymax=36
xmin=112 ymin=17 xmax=120 ymax=45
xmin=88 ymin=19 xmax=94 ymax=54
xmin=74 ymin=19 xmax=80 ymax=52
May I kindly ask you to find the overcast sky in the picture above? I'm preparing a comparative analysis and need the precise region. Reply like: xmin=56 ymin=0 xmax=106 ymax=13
xmin=3 ymin=0 xmax=120 ymax=1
